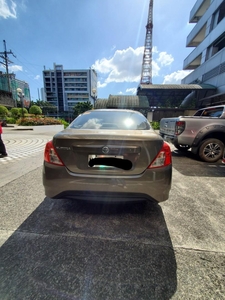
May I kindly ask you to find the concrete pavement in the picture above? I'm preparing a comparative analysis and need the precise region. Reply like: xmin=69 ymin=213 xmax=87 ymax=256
xmin=0 ymin=132 xmax=224 ymax=299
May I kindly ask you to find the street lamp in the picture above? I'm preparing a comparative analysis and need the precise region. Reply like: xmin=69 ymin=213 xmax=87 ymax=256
xmin=17 ymin=88 xmax=25 ymax=119
xmin=92 ymin=88 xmax=97 ymax=108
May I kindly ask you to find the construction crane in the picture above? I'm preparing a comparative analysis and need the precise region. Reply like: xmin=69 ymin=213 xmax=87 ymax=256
xmin=140 ymin=0 xmax=153 ymax=85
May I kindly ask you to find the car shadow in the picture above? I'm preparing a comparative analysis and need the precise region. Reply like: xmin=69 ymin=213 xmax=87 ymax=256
xmin=172 ymin=149 xmax=225 ymax=177
xmin=0 ymin=197 xmax=177 ymax=300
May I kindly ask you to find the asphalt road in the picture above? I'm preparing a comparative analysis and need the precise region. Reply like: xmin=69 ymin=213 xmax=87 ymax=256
xmin=0 ymin=130 xmax=224 ymax=300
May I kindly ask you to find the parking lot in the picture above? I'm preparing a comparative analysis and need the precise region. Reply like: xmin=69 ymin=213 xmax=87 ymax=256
xmin=0 ymin=139 xmax=224 ymax=299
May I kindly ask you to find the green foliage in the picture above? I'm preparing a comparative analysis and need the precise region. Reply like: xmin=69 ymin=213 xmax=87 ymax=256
xmin=73 ymin=101 xmax=93 ymax=117
xmin=19 ymin=108 xmax=28 ymax=116
xmin=150 ymin=121 xmax=160 ymax=130
xmin=16 ymin=116 xmax=62 ymax=126
xmin=59 ymin=119 xmax=69 ymax=129
xmin=0 ymin=105 xmax=9 ymax=118
xmin=10 ymin=108 xmax=21 ymax=119
xmin=6 ymin=117 xmax=16 ymax=124
xmin=29 ymin=105 xmax=42 ymax=115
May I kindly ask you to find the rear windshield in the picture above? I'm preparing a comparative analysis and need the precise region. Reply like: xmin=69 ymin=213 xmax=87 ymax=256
xmin=69 ymin=110 xmax=151 ymax=130
xmin=194 ymin=107 xmax=224 ymax=117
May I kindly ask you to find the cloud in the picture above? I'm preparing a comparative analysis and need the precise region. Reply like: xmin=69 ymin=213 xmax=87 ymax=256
xmin=9 ymin=65 xmax=23 ymax=72
xmin=93 ymin=46 xmax=178 ymax=89
xmin=97 ymin=81 xmax=107 ymax=88
xmin=157 ymin=52 xmax=174 ymax=66
xmin=93 ymin=46 xmax=164 ymax=88
xmin=0 ymin=0 xmax=17 ymax=19
xmin=163 ymin=70 xmax=193 ymax=84
xmin=152 ymin=46 xmax=159 ymax=54
xmin=93 ymin=47 xmax=144 ymax=83
xmin=126 ymin=88 xmax=137 ymax=95
xmin=34 ymin=75 xmax=40 ymax=80
xmin=111 ymin=45 xmax=116 ymax=51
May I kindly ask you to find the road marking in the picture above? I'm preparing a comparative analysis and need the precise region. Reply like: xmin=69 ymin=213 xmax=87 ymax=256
xmin=0 ymin=138 xmax=49 ymax=164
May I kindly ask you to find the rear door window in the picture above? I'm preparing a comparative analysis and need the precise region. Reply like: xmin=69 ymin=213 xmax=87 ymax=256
xmin=194 ymin=107 xmax=224 ymax=117
xmin=69 ymin=111 xmax=151 ymax=130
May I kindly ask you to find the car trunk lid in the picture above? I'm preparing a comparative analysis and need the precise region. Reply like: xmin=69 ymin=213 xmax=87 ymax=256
xmin=53 ymin=129 xmax=163 ymax=175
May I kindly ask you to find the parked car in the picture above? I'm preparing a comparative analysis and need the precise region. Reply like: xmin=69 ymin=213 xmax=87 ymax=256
xmin=43 ymin=109 xmax=172 ymax=203
xmin=159 ymin=105 xmax=225 ymax=162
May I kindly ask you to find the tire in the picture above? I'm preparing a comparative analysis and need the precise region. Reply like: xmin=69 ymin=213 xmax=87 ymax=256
xmin=174 ymin=143 xmax=190 ymax=151
xmin=198 ymin=138 xmax=224 ymax=163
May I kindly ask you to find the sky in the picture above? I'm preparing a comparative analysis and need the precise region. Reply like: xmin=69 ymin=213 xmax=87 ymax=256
xmin=0 ymin=0 xmax=197 ymax=101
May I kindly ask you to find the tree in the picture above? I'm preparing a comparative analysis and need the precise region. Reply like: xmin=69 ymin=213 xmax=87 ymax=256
xmin=73 ymin=101 xmax=93 ymax=117
xmin=29 ymin=105 xmax=42 ymax=115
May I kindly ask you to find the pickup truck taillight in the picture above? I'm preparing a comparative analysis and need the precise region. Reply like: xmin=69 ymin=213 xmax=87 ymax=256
xmin=175 ymin=121 xmax=185 ymax=135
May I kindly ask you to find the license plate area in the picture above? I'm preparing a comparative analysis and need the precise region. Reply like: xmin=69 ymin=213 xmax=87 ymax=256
xmin=88 ymin=154 xmax=124 ymax=160
xmin=88 ymin=154 xmax=124 ymax=168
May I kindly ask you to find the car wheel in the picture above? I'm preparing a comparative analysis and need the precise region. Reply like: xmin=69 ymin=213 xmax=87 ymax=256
xmin=174 ymin=143 xmax=190 ymax=151
xmin=199 ymin=138 xmax=224 ymax=162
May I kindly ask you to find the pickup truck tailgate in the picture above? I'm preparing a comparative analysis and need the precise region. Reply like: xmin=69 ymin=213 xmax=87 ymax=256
xmin=160 ymin=118 xmax=178 ymax=136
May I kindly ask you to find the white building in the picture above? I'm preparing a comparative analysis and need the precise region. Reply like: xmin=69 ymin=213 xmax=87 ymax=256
xmin=43 ymin=63 xmax=97 ymax=112
xmin=182 ymin=0 xmax=225 ymax=107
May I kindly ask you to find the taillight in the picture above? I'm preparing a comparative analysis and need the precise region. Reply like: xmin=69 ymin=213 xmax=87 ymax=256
xmin=148 ymin=142 xmax=172 ymax=169
xmin=44 ymin=140 xmax=64 ymax=166
xmin=175 ymin=121 xmax=185 ymax=135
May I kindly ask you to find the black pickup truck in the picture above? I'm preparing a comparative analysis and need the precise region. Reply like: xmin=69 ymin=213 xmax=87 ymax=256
xmin=159 ymin=105 xmax=225 ymax=162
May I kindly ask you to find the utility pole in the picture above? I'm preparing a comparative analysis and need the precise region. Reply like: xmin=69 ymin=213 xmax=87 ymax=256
xmin=0 ymin=40 xmax=16 ymax=92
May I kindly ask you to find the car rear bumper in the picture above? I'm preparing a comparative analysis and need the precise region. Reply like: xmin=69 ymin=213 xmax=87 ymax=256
xmin=43 ymin=162 xmax=172 ymax=203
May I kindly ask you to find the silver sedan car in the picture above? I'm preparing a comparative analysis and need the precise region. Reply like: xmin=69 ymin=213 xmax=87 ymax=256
xmin=43 ymin=109 xmax=172 ymax=203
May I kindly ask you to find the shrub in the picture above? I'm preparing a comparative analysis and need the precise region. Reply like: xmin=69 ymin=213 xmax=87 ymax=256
xmin=29 ymin=105 xmax=42 ymax=115
xmin=19 ymin=108 xmax=28 ymax=116
xmin=16 ymin=116 xmax=62 ymax=126
xmin=150 ymin=121 xmax=160 ymax=130
xmin=59 ymin=119 xmax=69 ymax=128
xmin=0 ymin=105 xmax=9 ymax=118
xmin=6 ymin=117 xmax=16 ymax=124
xmin=10 ymin=108 xmax=21 ymax=119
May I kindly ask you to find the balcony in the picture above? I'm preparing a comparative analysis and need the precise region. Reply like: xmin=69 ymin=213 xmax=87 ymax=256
xmin=187 ymin=24 xmax=207 ymax=47
xmin=189 ymin=0 xmax=211 ymax=23
xmin=187 ymin=0 xmax=225 ymax=46
xmin=184 ymin=18 xmax=225 ymax=69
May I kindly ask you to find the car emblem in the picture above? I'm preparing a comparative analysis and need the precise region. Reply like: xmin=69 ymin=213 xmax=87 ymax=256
xmin=102 ymin=146 xmax=109 ymax=154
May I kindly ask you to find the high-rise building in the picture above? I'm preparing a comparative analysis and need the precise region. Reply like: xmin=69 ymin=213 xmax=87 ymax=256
xmin=43 ymin=63 xmax=97 ymax=112
xmin=182 ymin=0 xmax=225 ymax=107
xmin=0 ymin=72 xmax=31 ymax=108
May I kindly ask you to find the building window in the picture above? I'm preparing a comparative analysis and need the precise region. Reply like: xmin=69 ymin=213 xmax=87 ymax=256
xmin=206 ymin=32 xmax=225 ymax=60
xmin=218 ymin=1 xmax=225 ymax=24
